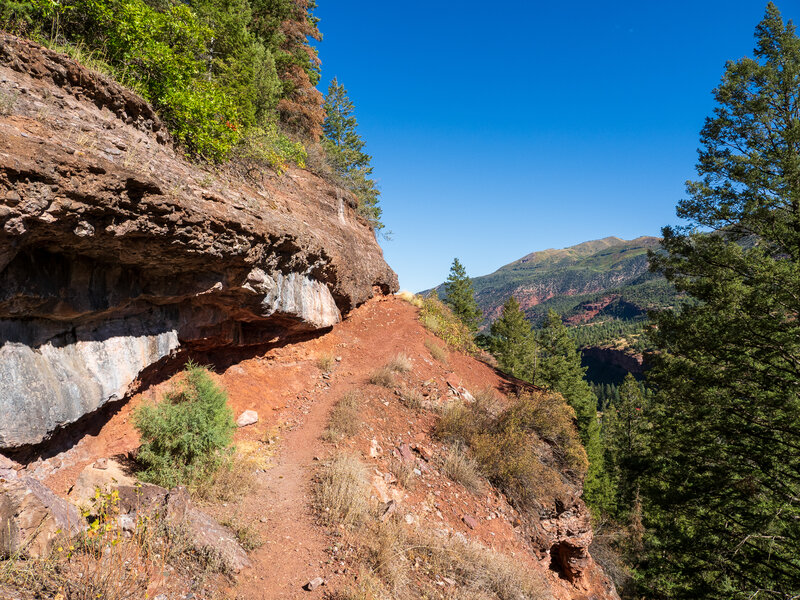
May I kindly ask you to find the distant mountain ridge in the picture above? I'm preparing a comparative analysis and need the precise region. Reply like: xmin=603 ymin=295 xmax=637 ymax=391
xmin=429 ymin=236 xmax=665 ymax=323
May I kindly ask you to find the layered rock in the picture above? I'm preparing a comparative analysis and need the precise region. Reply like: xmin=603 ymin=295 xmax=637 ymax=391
xmin=0 ymin=34 xmax=397 ymax=448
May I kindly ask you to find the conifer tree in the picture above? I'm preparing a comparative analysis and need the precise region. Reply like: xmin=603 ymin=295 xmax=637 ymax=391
xmin=322 ymin=78 xmax=382 ymax=228
xmin=536 ymin=310 xmax=612 ymax=513
xmin=489 ymin=296 xmax=536 ymax=380
xmin=603 ymin=373 xmax=648 ymax=513
xmin=443 ymin=258 xmax=482 ymax=332
xmin=643 ymin=4 xmax=800 ymax=597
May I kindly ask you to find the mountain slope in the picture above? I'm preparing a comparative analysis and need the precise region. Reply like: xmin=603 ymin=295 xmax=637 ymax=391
xmin=470 ymin=236 xmax=664 ymax=323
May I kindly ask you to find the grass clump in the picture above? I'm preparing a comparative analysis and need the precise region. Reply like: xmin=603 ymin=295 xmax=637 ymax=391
xmin=312 ymin=449 xmax=549 ymax=599
xmin=409 ymin=530 xmax=549 ymax=600
xmin=316 ymin=351 xmax=336 ymax=374
xmin=369 ymin=366 xmax=396 ymax=388
xmin=386 ymin=353 xmax=412 ymax=373
xmin=133 ymin=361 xmax=235 ymax=491
xmin=400 ymin=388 xmax=424 ymax=410
xmin=419 ymin=296 xmax=478 ymax=354
xmin=397 ymin=290 xmax=424 ymax=308
xmin=425 ymin=338 xmax=449 ymax=363
xmin=314 ymin=452 xmax=371 ymax=527
xmin=441 ymin=444 xmax=482 ymax=494
xmin=323 ymin=392 xmax=362 ymax=442
xmin=220 ymin=516 xmax=263 ymax=552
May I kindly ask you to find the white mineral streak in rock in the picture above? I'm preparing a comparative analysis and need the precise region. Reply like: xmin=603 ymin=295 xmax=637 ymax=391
xmin=0 ymin=330 xmax=178 ymax=447
xmin=263 ymin=271 xmax=341 ymax=329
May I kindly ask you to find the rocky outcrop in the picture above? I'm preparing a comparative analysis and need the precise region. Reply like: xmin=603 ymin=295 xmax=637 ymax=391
xmin=0 ymin=35 xmax=397 ymax=448
xmin=581 ymin=346 xmax=646 ymax=384
xmin=0 ymin=477 xmax=84 ymax=558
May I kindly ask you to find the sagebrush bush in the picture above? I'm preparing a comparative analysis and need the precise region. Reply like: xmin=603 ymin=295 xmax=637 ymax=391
xmin=419 ymin=296 xmax=478 ymax=354
xmin=435 ymin=392 xmax=585 ymax=509
xmin=134 ymin=362 xmax=235 ymax=490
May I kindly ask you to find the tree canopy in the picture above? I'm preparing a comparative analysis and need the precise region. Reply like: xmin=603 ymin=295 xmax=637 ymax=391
xmin=643 ymin=4 xmax=800 ymax=597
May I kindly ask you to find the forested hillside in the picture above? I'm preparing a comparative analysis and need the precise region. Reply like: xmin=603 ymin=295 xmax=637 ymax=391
xmin=429 ymin=236 xmax=679 ymax=383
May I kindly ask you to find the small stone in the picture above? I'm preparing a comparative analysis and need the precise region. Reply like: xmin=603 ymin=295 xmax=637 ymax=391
xmin=335 ymin=356 xmax=342 ymax=362
xmin=396 ymin=443 xmax=414 ymax=463
xmin=379 ymin=500 xmax=397 ymax=522
xmin=153 ymin=595 xmax=167 ymax=600
xmin=304 ymin=577 xmax=325 ymax=591
xmin=236 ymin=410 xmax=259 ymax=427
xmin=463 ymin=514 xmax=479 ymax=529
xmin=369 ymin=439 xmax=382 ymax=458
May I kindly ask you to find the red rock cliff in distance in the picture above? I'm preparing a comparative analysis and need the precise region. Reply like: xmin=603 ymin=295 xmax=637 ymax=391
xmin=0 ymin=34 xmax=398 ymax=448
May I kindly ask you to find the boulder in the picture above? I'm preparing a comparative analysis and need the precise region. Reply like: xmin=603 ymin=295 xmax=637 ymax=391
xmin=0 ymin=33 xmax=398 ymax=449
xmin=67 ymin=459 xmax=135 ymax=508
xmin=236 ymin=410 xmax=259 ymax=427
xmin=0 ymin=477 xmax=83 ymax=558
xmin=163 ymin=486 xmax=252 ymax=573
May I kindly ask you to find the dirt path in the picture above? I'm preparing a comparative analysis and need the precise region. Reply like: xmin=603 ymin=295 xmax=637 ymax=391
xmin=230 ymin=380 xmax=339 ymax=599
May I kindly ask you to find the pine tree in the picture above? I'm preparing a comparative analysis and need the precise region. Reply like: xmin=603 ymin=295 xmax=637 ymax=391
xmin=536 ymin=310 xmax=612 ymax=514
xmin=604 ymin=373 xmax=649 ymax=513
xmin=489 ymin=296 xmax=536 ymax=380
xmin=322 ymin=78 xmax=382 ymax=228
xmin=643 ymin=4 xmax=800 ymax=597
xmin=443 ymin=258 xmax=482 ymax=332
xmin=251 ymin=0 xmax=324 ymax=139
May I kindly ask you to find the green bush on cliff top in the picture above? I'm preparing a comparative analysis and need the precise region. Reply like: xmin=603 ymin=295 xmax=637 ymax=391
xmin=134 ymin=361 xmax=235 ymax=490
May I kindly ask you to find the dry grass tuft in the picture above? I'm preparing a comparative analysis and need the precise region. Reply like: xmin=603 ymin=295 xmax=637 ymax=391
xmin=410 ymin=529 xmax=549 ymax=599
xmin=316 ymin=352 xmax=336 ymax=373
xmin=425 ymin=338 xmax=449 ymax=363
xmin=397 ymin=290 xmax=423 ymax=308
xmin=323 ymin=392 xmax=362 ymax=442
xmin=400 ymin=388 xmax=424 ymax=410
xmin=194 ymin=449 xmax=259 ymax=503
xmin=220 ymin=515 xmax=263 ymax=552
xmin=390 ymin=458 xmax=416 ymax=489
xmin=369 ymin=366 xmax=396 ymax=388
xmin=386 ymin=353 xmax=412 ymax=373
xmin=441 ymin=444 xmax=482 ymax=494
xmin=314 ymin=452 xmax=372 ymax=527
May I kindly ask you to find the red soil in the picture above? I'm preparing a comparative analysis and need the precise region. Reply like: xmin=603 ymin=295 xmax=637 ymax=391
xmin=27 ymin=296 xmax=613 ymax=599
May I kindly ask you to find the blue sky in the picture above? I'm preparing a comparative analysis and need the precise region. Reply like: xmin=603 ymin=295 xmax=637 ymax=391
xmin=314 ymin=1 xmax=796 ymax=292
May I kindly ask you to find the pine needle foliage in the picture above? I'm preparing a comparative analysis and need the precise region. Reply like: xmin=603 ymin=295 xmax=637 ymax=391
xmin=134 ymin=362 xmax=235 ymax=490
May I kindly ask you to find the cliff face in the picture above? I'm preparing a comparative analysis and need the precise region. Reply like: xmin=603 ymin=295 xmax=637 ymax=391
xmin=0 ymin=35 xmax=397 ymax=448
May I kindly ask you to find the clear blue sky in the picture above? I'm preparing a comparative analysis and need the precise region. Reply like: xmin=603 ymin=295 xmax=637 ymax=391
xmin=314 ymin=1 xmax=796 ymax=292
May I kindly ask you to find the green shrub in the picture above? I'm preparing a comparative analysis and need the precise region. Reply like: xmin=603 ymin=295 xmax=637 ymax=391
xmin=419 ymin=296 xmax=478 ymax=354
xmin=134 ymin=362 xmax=235 ymax=490
xmin=234 ymin=123 xmax=307 ymax=175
